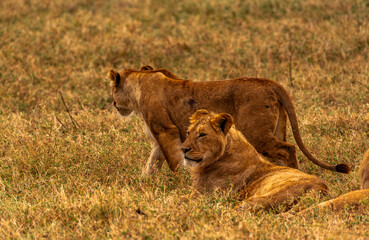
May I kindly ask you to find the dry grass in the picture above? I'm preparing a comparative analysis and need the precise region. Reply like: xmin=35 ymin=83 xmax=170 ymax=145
xmin=1 ymin=0 xmax=369 ymax=239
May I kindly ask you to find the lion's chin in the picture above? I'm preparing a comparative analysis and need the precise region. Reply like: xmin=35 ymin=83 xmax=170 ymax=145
xmin=184 ymin=159 xmax=197 ymax=167
xmin=184 ymin=156 xmax=203 ymax=167
xmin=117 ymin=109 xmax=134 ymax=118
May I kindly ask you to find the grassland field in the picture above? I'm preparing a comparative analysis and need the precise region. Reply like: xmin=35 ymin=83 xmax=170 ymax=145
xmin=1 ymin=0 xmax=369 ymax=239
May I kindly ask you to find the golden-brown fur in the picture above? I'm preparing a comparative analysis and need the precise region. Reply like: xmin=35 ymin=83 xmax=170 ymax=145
xmin=181 ymin=110 xmax=328 ymax=211
xmin=359 ymin=149 xmax=369 ymax=190
xmin=108 ymin=66 xmax=350 ymax=175
xmin=298 ymin=150 xmax=369 ymax=214
xmin=297 ymin=189 xmax=369 ymax=215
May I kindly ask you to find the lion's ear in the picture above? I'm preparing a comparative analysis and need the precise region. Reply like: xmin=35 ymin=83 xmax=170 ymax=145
xmin=108 ymin=69 xmax=120 ymax=87
xmin=190 ymin=109 xmax=209 ymax=123
xmin=211 ymin=113 xmax=233 ymax=135
xmin=139 ymin=65 xmax=154 ymax=71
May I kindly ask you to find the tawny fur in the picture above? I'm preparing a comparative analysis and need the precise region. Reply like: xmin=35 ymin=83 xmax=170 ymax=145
xmin=108 ymin=66 xmax=350 ymax=175
xmin=359 ymin=149 xmax=369 ymax=190
xmin=181 ymin=110 xmax=328 ymax=211
xmin=297 ymin=189 xmax=369 ymax=215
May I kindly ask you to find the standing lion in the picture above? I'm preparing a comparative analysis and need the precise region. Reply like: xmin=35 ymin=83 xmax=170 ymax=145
xmin=108 ymin=66 xmax=350 ymax=175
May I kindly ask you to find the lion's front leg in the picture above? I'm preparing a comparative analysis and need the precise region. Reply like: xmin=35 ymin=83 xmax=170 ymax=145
xmin=143 ymin=143 xmax=166 ymax=176
xmin=142 ymin=123 xmax=166 ymax=176
xmin=155 ymin=128 xmax=184 ymax=172
xmin=144 ymin=108 xmax=184 ymax=173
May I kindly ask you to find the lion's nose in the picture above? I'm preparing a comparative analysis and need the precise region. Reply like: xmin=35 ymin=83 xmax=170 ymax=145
xmin=181 ymin=147 xmax=191 ymax=154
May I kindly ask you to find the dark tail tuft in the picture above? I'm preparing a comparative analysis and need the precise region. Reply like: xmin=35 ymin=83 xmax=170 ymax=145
xmin=335 ymin=163 xmax=351 ymax=174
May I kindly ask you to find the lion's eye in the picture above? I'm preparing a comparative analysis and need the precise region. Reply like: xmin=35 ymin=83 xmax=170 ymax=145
xmin=113 ymin=101 xmax=120 ymax=111
xmin=186 ymin=131 xmax=190 ymax=137
xmin=198 ymin=133 xmax=207 ymax=138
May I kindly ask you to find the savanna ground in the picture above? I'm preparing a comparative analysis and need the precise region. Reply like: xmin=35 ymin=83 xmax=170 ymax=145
xmin=1 ymin=0 xmax=369 ymax=239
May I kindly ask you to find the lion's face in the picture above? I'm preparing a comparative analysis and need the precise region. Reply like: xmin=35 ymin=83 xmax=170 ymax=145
xmin=108 ymin=69 xmax=134 ymax=117
xmin=181 ymin=110 xmax=233 ymax=168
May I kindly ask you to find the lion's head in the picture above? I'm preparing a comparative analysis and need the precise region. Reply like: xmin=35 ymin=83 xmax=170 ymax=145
xmin=181 ymin=110 xmax=233 ymax=168
xmin=108 ymin=68 xmax=135 ymax=117
xmin=108 ymin=65 xmax=180 ymax=117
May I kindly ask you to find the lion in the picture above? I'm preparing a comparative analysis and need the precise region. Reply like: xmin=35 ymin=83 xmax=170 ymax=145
xmin=359 ymin=149 xmax=369 ymax=190
xmin=181 ymin=110 xmax=328 ymax=211
xmin=108 ymin=65 xmax=351 ymax=175
xmin=297 ymin=150 xmax=369 ymax=214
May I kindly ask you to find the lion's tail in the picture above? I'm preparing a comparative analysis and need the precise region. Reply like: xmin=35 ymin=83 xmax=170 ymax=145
xmin=272 ymin=84 xmax=351 ymax=174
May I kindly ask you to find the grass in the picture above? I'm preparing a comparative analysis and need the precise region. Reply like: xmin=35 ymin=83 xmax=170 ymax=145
xmin=1 ymin=0 xmax=369 ymax=238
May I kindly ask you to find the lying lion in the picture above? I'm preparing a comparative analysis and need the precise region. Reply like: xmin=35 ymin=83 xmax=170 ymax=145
xmin=297 ymin=150 xmax=369 ymax=214
xmin=108 ymin=66 xmax=350 ymax=175
xmin=181 ymin=109 xmax=328 ymax=211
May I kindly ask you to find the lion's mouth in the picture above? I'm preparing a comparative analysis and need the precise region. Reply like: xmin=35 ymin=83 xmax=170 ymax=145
xmin=184 ymin=156 xmax=203 ymax=162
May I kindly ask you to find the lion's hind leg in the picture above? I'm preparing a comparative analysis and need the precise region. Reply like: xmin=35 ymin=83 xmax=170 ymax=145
xmin=236 ymin=184 xmax=326 ymax=213
xmin=236 ymin=170 xmax=328 ymax=213
xmin=274 ymin=105 xmax=287 ymax=142
xmin=236 ymin=102 xmax=299 ymax=169
xmin=263 ymin=138 xmax=299 ymax=169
